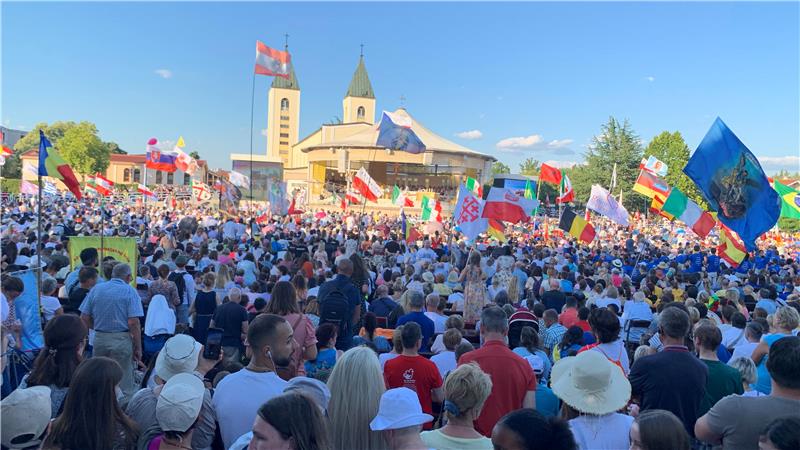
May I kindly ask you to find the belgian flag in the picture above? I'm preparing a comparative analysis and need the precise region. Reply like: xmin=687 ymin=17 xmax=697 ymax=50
xmin=558 ymin=208 xmax=596 ymax=244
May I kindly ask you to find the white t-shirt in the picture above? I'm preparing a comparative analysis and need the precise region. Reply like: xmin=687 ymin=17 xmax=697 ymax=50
xmin=448 ymin=292 xmax=464 ymax=311
xmin=721 ymin=326 xmax=746 ymax=349
xmin=41 ymin=296 xmax=62 ymax=322
xmin=569 ymin=413 xmax=633 ymax=450
xmin=212 ymin=369 xmax=288 ymax=449
xmin=728 ymin=341 xmax=760 ymax=365
xmin=424 ymin=312 xmax=448 ymax=334
xmin=379 ymin=352 xmax=399 ymax=372
xmin=430 ymin=351 xmax=457 ymax=378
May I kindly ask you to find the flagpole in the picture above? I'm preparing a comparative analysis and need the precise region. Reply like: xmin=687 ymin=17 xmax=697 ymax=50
xmin=100 ymin=194 xmax=105 ymax=266
xmin=248 ymin=69 xmax=256 ymax=207
xmin=143 ymin=165 xmax=149 ymax=243
xmin=36 ymin=166 xmax=43 ymax=304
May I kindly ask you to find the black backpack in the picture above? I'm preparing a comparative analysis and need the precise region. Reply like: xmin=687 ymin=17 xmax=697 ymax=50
xmin=168 ymin=271 xmax=187 ymax=304
xmin=319 ymin=287 xmax=351 ymax=335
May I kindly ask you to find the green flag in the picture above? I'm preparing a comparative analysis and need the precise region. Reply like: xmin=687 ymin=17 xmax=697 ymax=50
xmin=774 ymin=181 xmax=800 ymax=219
xmin=466 ymin=177 xmax=483 ymax=196
xmin=392 ymin=185 xmax=402 ymax=204
xmin=524 ymin=180 xmax=535 ymax=199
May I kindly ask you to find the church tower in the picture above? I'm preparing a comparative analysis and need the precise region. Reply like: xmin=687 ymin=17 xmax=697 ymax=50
xmin=342 ymin=54 xmax=375 ymax=124
xmin=266 ymin=59 xmax=300 ymax=166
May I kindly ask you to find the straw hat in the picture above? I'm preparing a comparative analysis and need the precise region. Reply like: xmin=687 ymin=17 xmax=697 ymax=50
xmin=551 ymin=350 xmax=631 ymax=415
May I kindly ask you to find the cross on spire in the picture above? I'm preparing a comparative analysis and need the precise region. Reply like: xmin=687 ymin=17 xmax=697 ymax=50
xmin=399 ymin=94 xmax=406 ymax=107
xmin=284 ymin=33 xmax=289 ymax=51
xmin=360 ymin=43 xmax=364 ymax=58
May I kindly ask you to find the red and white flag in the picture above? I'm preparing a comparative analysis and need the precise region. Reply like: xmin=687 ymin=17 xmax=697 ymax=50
xmin=94 ymin=173 xmax=114 ymax=196
xmin=138 ymin=183 xmax=156 ymax=200
xmin=482 ymin=187 xmax=539 ymax=224
xmin=345 ymin=189 xmax=362 ymax=205
xmin=353 ymin=167 xmax=383 ymax=202
xmin=255 ymin=41 xmax=291 ymax=78
xmin=192 ymin=182 xmax=213 ymax=203
xmin=557 ymin=174 xmax=575 ymax=203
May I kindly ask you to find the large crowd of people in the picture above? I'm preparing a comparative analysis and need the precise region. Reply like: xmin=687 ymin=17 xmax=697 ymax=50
xmin=1 ymin=192 xmax=800 ymax=450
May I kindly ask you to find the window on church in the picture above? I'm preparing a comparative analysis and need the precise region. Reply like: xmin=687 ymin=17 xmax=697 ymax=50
xmin=123 ymin=169 xmax=131 ymax=182
xmin=133 ymin=169 xmax=141 ymax=183
xmin=280 ymin=124 xmax=289 ymax=128
xmin=280 ymin=115 xmax=290 ymax=121
xmin=280 ymin=141 xmax=289 ymax=145
xmin=156 ymin=171 xmax=163 ymax=184
xmin=357 ymin=106 xmax=365 ymax=120
xmin=281 ymin=98 xmax=289 ymax=111
xmin=167 ymin=172 xmax=174 ymax=184
xmin=280 ymin=133 xmax=289 ymax=138
xmin=183 ymin=173 xmax=191 ymax=185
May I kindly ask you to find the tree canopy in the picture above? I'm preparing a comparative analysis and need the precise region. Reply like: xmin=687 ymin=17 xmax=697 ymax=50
xmin=644 ymin=131 xmax=704 ymax=207
xmin=492 ymin=161 xmax=510 ymax=176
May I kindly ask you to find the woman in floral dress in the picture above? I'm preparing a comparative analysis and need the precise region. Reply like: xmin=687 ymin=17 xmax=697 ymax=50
xmin=459 ymin=251 xmax=487 ymax=324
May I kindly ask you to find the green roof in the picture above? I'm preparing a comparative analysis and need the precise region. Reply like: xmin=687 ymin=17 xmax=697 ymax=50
xmin=345 ymin=57 xmax=374 ymax=99
xmin=271 ymin=63 xmax=299 ymax=90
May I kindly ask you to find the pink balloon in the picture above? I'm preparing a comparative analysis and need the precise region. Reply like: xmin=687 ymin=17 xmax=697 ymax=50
xmin=147 ymin=138 xmax=157 ymax=145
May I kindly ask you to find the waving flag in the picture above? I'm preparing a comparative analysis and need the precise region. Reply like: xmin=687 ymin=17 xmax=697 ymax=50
xmin=718 ymin=224 xmax=746 ymax=267
xmin=173 ymin=136 xmax=198 ymax=175
xmin=38 ymin=130 xmax=82 ymax=199
xmin=42 ymin=180 xmax=58 ymax=196
xmin=345 ymin=189 xmax=362 ymax=205
xmin=228 ymin=170 xmax=250 ymax=189
xmin=650 ymin=194 xmax=674 ymax=221
xmin=557 ymin=174 xmax=575 ymax=203
xmin=539 ymin=163 xmax=563 ymax=185
xmin=392 ymin=185 xmax=414 ymax=207
xmin=558 ymin=208 xmax=596 ymax=244
xmin=640 ymin=155 xmax=669 ymax=177
xmin=192 ymin=182 xmax=213 ymax=203
xmin=20 ymin=180 xmax=39 ymax=195
xmin=255 ymin=41 xmax=291 ymax=78
xmin=421 ymin=196 xmax=443 ymax=222
xmin=773 ymin=181 xmax=800 ymax=219
xmin=401 ymin=211 xmax=422 ymax=243
xmin=1 ymin=130 xmax=12 ymax=165
xmin=482 ymin=187 xmax=539 ymax=224
xmin=138 ymin=183 xmax=156 ymax=200
xmin=376 ymin=111 xmax=426 ymax=154
xmin=93 ymin=173 xmax=114 ymax=196
xmin=633 ymin=170 xmax=670 ymax=199
xmin=453 ymin=184 xmax=487 ymax=240
xmin=465 ymin=177 xmax=483 ymax=197
xmin=353 ymin=167 xmax=383 ymax=202
xmin=145 ymin=138 xmax=177 ymax=172
xmin=587 ymin=185 xmax=630 ymax=226
xmin=487 ymin=219 xmax=507 ymax=243
xmin=661 ymin=187 xmax=716 ymax=238
xmin=684 ymin=118 xmax=780 ymax=250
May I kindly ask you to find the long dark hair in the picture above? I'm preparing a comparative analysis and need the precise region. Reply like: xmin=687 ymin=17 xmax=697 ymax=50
xmin=42 ymin=357 xmax=138 ymax=450
xmin=635 ymin=409 xmax=690 ymax=450
xmin=27 ymin=315 xmax=87 ymax=388
xmin=258 ymin=392 xmax=330 ymax=450
xmin=363 ymin=312 xmax=378 ymax=341
xmin=349 ymin=253 xmax=369 ymax=285
xmin=558 ymin=326 xmax=584 ymax=355
xmin=265 ymin=281 xmax=300 ymax=315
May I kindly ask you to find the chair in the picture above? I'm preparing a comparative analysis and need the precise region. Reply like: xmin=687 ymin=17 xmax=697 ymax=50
xmin=623 ymin=319 xmax=652 ymax=353
xmin=376 ymin=316 xmax=389 ymax=329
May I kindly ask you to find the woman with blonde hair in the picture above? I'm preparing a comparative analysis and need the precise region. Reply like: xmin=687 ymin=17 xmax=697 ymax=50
xmin=327 ymin=346 xmax=386 ymax=450
xmin=751 ymin=305 xmax=800 ymax=394
xmin=421 ymin=363 xmax=493 ymax=449
xmin=214 ymin=264 xmax=233 ymax=301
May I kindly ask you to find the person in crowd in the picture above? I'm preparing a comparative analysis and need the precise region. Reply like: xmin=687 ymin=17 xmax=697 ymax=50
xmin=18 ymin=314 xmax=87 ymax=417
xmin=212 ymin=314 xmax=295 ymax=449
xmin=558 ymin=296 xmax=579 ymax=328
xmin=431 ymin=314 xmax=470 ymax=354
xmin=542 ymin=308 xmax=568 ymax=355
xmin=420 ymin=363 xmax=493 ymax=449
xmin=430 ymin=328 xmax=462 ymax=379
xmin=729 ymin=321 xmax=765 ymax=363
xmin=629 ymin=409 xmax=691 ymax=450
xmin=79 ymin=263 xmax=144 ymax=399
xmin=552 ymin=350 xmax=633 ymax=450
xmin=579 ymin=307 xmax=630 ymax=375
xmin=264 ymin=280 xmax=318 ymax=377
xmin=210 ymin=286 xmax=249 ymax=364
xmin=246 ymin=392 xmax=331 ymax=450
xmin=64 ymin=247 xmax=99 ymax=295
xmin=328 ymin=346 xmax=387 ymax=450
xmin=751 ymin=306 xmax=800 ymax=394
xmin=552 ymin=325 xmax=584 ymax=362
xmin=316 ymin=258 xmax=362 ymax=350
xmin=353 ymin=311 xmax=392 ymax=352
xmin=491 ymin=408 xmax=577 ymax=450
xmin=695 ymin=336 xmax=800 ymax=450
xmin=728 ymin=356 xmax=766 ymax=397
xmin=694 ymin=320 xmax=744 ymax=416
xmin=369 ymin=284 xmax=399 ymax=318
xmin=380 ymin=326 xmax=403 ymax=370
xmin=146 ymin=264 xmax=180 ymax=310
xmin=41 ymin=357 xmax=139 ymax=450
xmin=168 ymin=255 xmax=196 ymax=326
xmin=459 ymin=306 xmax=536 ymax=437
xmin=383 ymin=321 xmax=443 ymax=429
xmin=370 ymin=387 xmax=433 ymax=450
xmin=39 ymin=278 xmax=63 ymax=322
xmin=459 ymin=251 xmax=487 ymax=325
xmin=65 ymin=266 xmax=99 ymax=314
xmin=629 ymin=305 xmax=708 ymax=438
xmin=304 ymin=322 xmax=340 ymax=381
xmin=190 ymin=272 xmax=219 ymax=344
xmin=758 ymin=417 xmax=800 ymax=450
xmin=396 ymin=291 xmax=435 ymax=352
xmin=622 ymin=291 xmax=654 ymax=343
xmin=143 ymin=294 xmax=176 ymax=362
xmin=1 ymin=384 xmax=53 ymax=449
xmin=424 ymin=293 xmax=448 ymax=334
xmin=542 ymin=279 xmax=567 ymax=312
xmin=148 ymin=373 xmax=205 ymax=450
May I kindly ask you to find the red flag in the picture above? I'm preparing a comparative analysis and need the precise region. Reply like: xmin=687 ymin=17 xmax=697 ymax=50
xmin=255 ymin=41 xmax=291 ymax=78
xmin=256 ymin=213 xmax=269 ymax=224
xmin=539 ymin=163 xmax=563 ymax=185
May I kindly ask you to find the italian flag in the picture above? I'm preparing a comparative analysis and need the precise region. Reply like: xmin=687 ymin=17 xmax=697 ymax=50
xmin=661 ymin=187 xmax=715 ymax=238
xmin=353 ymin=167 xmax=383 ymax=202
xmin=93 ymin=173 xmax=114 ymax=196
xmin=557 ymin=174 xmax=574 ymax=204
xmin=421 ymin=196 xmax=442 ymax=222
xmin=466 ymin=177 xmax=483 ymax=197
xmin=392 ymin=185 xmax=415 ymax=207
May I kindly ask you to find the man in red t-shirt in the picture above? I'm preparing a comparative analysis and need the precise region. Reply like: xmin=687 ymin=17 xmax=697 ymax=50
xmin=384 ymin=321 xmax=443 ymax=430
xmin=559 ymin=296 xmax=579 ymax=328
xmin=459 ymin=306 xmax=536 ymax=437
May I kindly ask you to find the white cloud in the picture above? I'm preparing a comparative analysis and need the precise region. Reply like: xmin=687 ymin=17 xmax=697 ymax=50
xmin=260 ymin=128 xmax=269 ymax=137
xmin=496 ymin=134 xmax=544 ymax=150
xmin=547 ymin=139 xmax=574 ymax=149
xmin=757 ymin=155 xmax=800 ymax=172
xmin=455 ymin=130 xmax=483 ymax=140
xmin=551 ymin=147 xmax=576 ymax=156
xmin=154 ymin=69 xmax=173 ymax=79
xmin=543 ymin=160 xmax=579 ymax=169
xmin=645 ymin=76 xmax=655 ymax=82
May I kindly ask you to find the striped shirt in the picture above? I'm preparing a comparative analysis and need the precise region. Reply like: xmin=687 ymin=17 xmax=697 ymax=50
xmin=542 ymin=323 xmax=567 ymax=353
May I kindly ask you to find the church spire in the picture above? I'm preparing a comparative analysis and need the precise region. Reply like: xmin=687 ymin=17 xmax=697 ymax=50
xmin=345 ymin=54 xmax=374 ymax=99
xmin=272 ymin=34 xmax=299 ymax=90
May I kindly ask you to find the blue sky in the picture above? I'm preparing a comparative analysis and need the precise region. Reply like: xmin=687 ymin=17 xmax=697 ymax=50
xmin=3 ymin=2 xmax=799 ymax=174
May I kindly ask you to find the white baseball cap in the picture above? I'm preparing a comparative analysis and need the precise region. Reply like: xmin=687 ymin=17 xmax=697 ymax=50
xmin=154 ymin=334 xmax=202 ymax=382
xmin=370 ymin=388 xmax=433 ymax=431
xmin=156 ymin=373 xmax=205 ymax=433
xmin=1 ymin=386 xmax=52 ymax=449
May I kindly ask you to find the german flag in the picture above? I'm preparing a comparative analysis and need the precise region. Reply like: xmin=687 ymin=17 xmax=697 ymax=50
xmin=633 ymin=170 xmax=670 ymax=199
xmin=558 ymin=208 xmax=595 ymax=244
xmin=487 ymin=219 xmax=507 ymax=242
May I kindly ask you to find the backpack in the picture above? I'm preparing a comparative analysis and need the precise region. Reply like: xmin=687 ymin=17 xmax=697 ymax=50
xmin=168 ymin=272 xmax=187 ymax=305
xmin=320 ymin=286 xmax=351 ymax=337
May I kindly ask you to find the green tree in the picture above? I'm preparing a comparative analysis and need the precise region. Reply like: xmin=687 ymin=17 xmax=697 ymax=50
xmin=492 ymin=161 xmax=510 ymax=175
xmin=644 ymin=131 xmax=705 ymax=207
xmin=105 ymin=142 xmax=127 ymax=154
xmin=189 ymin=151 xmax=200 ymax=160
xmin=519 ymin=158 xmax=540 ymax=176
xmin=11 ymin=121 xmax=112 ymax=179
xmin=6 ymin=121 xmax=80 ymax=178
xmin=577 ymin=117 xmax=644 ymax=210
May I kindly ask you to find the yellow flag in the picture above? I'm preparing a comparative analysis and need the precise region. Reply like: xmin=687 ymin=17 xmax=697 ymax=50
xmin=176 ymin=136 xmax=186 ymax=148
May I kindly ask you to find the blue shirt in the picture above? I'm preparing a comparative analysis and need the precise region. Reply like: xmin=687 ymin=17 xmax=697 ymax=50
xmin=396 ymin=311 xmax=435 ymax=352
xmin=756 ymin=298 xmax=779 ymax=315
xmin=63 ymin=265 xmax=83 ymax=295
xmin=317 ymin=274 xmax=362 ymax=351
xmin=535 ymin=384 xmax=560 ymax=418
xmin=688 ymin=253 xmax=703 ymax=273
xmin=79 ymin=278 xmax=143 ymax=332
xmin=706 ymin=255 xmax=720 ymax=273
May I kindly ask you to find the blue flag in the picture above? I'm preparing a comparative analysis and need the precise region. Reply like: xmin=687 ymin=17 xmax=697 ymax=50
xmin=376 ymin=111 xmax=426 ymax=154
xmin=684 ymin=118 xmax=780 ymax=250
